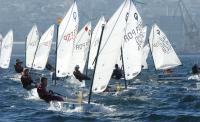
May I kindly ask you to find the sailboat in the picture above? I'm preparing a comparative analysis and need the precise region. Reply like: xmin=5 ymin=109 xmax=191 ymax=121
xmin=90 ymin=0 xmax=132 ymax=95
xmin=26 ymin=25 xmax=40 ymax=69
xmin=50 ymin=0 xmax=132 ymax=110
xmin=0 ymin=30 xmax=13 ymax=69
xmin=122 ymin=11 xmax=147 ymax=81
xmin=88 ymin=16 xmax=106 ymax=70
xmin=56 ymin=1 xmax=79 ymax=78
xmin=68 ymin=22 xmax=91 ymax=75
xmin=65 ymin=22 xmax=92 ymax=87
xmin=32 ymin=25 xmax=54 ymax=70
xmin=149 ymin=24 xmax=185 ymax=80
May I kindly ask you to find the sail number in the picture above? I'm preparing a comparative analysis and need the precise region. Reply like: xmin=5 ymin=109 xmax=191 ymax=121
xmin=64 ymin=28 xmax=77 ymax=42
xmin=75 ymin=41 xmax=90 ymax=50
xmin=124 ymin=23 xmax=144 ymax=50
xmin=153 ymin=36 xmax=172 ymax=54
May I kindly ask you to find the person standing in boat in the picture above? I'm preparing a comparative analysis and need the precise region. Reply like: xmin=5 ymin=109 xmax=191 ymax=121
xmin=37 ymin=77 xmax=64 ymax=103
xmin=73 ymin=65 xmax=90 ymax=82
xmin=14 ymin=59 xmax=24 ymax=73
xmin=21 ymin=68 xmax=37 ymax=90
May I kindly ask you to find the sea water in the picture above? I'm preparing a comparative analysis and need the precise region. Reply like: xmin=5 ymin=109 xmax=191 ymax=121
xmin=0 ymin=54 xmax=200 ymax=122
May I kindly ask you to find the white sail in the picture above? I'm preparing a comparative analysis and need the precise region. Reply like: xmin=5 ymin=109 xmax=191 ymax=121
xmin=0 ymin=30 xmax=13 ymax=69
xmin=68 ymin=22 xmax=92 ymax=75
xmin=92 ymin=0 xmax=131 ymax=93
xmin=142 ymin=44 xmax=150 ymax=69
xmin=26 ymin=25 xmax=39 ymax=68
xmin=0 ymin=34 xmax=2 ymax=52
xmin=149 ymin=24 xmax=182 ymax=70
xmin=88 ymin=16 xmax=106 ymax=69
xmin=56 ymin=2 xmax=79 ymax=77
xmin=122 ymin=2 xmax=146 ymax=80
xmin=33 ymin=25 xmax=54 ymax=70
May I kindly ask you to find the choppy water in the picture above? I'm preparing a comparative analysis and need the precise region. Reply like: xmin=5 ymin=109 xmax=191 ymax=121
xmin=0 ymin=54 xmax=200 ymax=122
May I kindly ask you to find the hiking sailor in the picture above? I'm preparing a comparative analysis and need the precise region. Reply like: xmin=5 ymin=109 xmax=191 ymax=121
xmin=192 ymin=64 xmax=200 ymax=75
xmin=111 ymin=64 xmax=122 ymax=81
xmin=14 ymin=59 xmax=24 ymax=73
xmin=188 ymin=64 xmax=200 ymax=81
xmin=20 ymin=68 xmax=37 ymax=90
xmin=73 ymin=65 xmax=90 ymax=82
xmin=37 ymin=77 xmax=64 ymax=103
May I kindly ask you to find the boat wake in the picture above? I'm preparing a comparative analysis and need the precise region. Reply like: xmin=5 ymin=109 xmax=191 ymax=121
xmin=24 ymin=88 xmax=40 ymax=100
xmin=48 ymin=101 xmax=115 ymax=113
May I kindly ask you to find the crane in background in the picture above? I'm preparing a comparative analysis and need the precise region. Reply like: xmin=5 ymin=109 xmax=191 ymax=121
xmin=173 ymin=0 xmax=200 ymax=52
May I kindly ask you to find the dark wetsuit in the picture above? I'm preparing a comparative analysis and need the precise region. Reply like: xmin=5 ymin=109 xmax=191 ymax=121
xmin=14 ymin=63 xmax=23 ymax=73
xmin=192 ymin=65 xmax=200 ymax=74
xmin=37 ymin=84 xmax=64 ymax=103
xmin=73 ymin=70 xmax=90 ymax=82
xmin=112 ymin=68 xmax=122 ymax=80
xmin=21 ymin=75 xmax=36 ymax=90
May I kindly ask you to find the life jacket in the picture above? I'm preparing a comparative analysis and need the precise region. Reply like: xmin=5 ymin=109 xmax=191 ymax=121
xmin=21 ymin=75 xmax=33 ymax=88
xmin=112 ymin=68 xmax=122 ymax=80
xmin=14 ymin=63 xmax=23 ymax=73
xmin=37 ymin=84 xmax=64 ymax=103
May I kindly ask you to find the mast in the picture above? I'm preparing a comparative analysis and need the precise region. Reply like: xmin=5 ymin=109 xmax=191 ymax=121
xmin=25 ymin=36 xmax=27 ymax=68
xmin=88 ymin=24 xmax=105 ymax=104
xmin=120 ymin=47 xmax=127 ymax=89
xmin=54 ymin=17 xmax=62 ymax=85
xmin=30 ymin=35 xmax=41 ymax=72
xmin=120 ymin=3 xmax=130 ymax=89
xmin=148 ymin=25 xmax=157 ymax=71
xmin=85 ymin=33 xmax=93 ymax=76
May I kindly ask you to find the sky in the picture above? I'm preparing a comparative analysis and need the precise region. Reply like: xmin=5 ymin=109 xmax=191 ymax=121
xmin=0 ymin=0 xmax=200 ymax=54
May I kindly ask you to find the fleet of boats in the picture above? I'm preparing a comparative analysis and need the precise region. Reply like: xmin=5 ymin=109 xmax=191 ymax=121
xmin=0 ymin=0 xmax=199 ymax=111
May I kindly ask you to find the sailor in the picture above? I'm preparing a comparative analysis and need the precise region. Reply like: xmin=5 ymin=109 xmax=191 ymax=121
xmin=164 ymin=68 xmax=172 ymax=75
xmin=14 ymin=59 xmax=24 ymax=73
xmin=20 ymin=68 xmax=37 ymax=90
xmin=111 ymin=64 xmax=122 ymax=80
xmin=37 ymin=77 xmax=64 ymax=103
xmin=192 ymin=64 xmax=200 ymax=75
xmin=73 ymin=65 xmax=90 ymax=82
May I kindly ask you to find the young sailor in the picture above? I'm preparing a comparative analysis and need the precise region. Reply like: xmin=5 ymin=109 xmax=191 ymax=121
xmin=188 ymin=64 xmax=200 ymax=81
xmin=164 ymin=68 xmax=173 ymax=75
xmin=111 ymin=64 xmax=122 ymax=80
xmin=192 ymin=64 xmax=200 ymax=75
xmin=14 ymin=59 xmax=24 ymax=73
xmin=20 ymin=68 xmax=37 ymax=90
xmin=73 ymin=65 xmax=90 ymax=82
xmin=37 ymin=77 xmax=64 ymax=103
